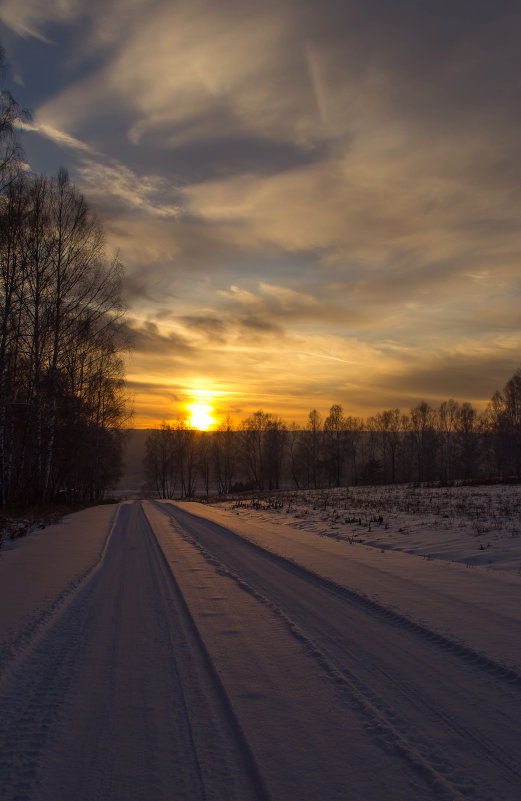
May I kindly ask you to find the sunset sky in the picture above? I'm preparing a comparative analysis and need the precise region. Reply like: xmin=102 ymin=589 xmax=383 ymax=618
xmin=1 ymin=0 xmax=521 ymax=427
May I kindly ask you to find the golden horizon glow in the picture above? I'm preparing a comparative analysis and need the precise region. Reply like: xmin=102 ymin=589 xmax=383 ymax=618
xmin=187 ymin=402 xmax=217 ymax=430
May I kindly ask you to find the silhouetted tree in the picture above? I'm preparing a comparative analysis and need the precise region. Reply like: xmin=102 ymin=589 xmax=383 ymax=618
xmin=264 ymin=415 xmax=287 ymax=490
xmin=144 ymin=423 xmax=177 ymax=498
xmin=0 ymin=46 xmax=28 ymax=189
xmin=437 ymin=399 xmax=459 ymax=481
xmin=212 ymin=416 xmax=235 ymax=494
xmin=305 ymin=409 xmax=323 ymax=488
xmin=0 ymin=171 xmax=128 ymax=506
xmin=240 ymin=410 xmax=270 ymax=490
xmin=409 ymin=401 xmax=437 ymax=482
xmin=455 ymin=402 xmax=479 ymax=479
xmin=324 ymin=404 xmax=346 ymax=486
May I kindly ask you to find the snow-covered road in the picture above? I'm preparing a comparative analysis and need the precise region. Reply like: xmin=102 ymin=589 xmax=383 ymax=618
xmin=1 ymin=499 xmax=520 ymax=800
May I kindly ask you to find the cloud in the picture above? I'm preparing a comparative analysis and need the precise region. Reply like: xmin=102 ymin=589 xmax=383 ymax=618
xmin=124 ymin=296 xmax=521 ymax=426
xmin=259 ymin=282 xmax=319 ymax=311
xmin=179 ymin=314 xmax=227 ymax=342
xmin=4 ymin=0 xmax=521 ymax=425
xmin=25 ymin=0 xmax=312 ymax=148
xmin=180 ymin=127 xmax=521 ymax=271
xmin=370 ymin=345 xmax=521 ymax=412
xmin=124 ymin=319 xmax=192 ymax=355
xmin=23 ymin=1 xmax=521 ymax=281
xmin=104 ymin=0 xmax=316 ymax=144
xmin=0 ymin=0 xmax=80 ymax=40
xmin=76 ymin=158 xmax=181 ymax=218
xmin=23 ymin=120 xmax=97 ymax=153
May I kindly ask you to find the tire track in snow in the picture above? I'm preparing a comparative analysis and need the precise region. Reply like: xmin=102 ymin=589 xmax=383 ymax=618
xmin=146 ymin=501 xmax=440 ymax=801
xmin=154 ymin=503 xmax=474 ymax=801
xmin=139 ymin=502 xmax=272 ymax=801
xmin=161 ymin=503 xmax=521 ymax=686
xmin=0 ymin=502 xmax=270 ymax=801
xmin=155 ymin=501 xmax=521 ymax=801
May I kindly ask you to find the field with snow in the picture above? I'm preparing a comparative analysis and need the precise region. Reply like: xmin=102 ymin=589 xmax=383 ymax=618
xmin=219 ymin=482 xmax=521 ymax=574
xmin=0 ymin=483 xmax=520 ymax=800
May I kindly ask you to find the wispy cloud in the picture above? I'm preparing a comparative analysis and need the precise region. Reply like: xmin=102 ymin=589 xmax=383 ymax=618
xmin=27 ymin=117 xmax=182 ymax=217
xmin=76 ymin=158 xmax=181 ymax=218
xmin=3 ymin=0 xmax=521 ymax=423
xmin=23 ymin=120 xmax=97 ymax=153
xmin=0 ymin=0 xmax=80 ymax=40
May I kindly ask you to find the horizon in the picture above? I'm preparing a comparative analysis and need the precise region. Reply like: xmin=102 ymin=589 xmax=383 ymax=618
xmin=125 ymin=393 xmax=497 ymax=432
xmin=126 ymin=390 xmax=499 ymax=430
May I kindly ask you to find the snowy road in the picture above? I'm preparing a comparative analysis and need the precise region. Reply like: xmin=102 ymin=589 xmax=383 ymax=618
xmin=1 ymin=500 xmax=520 ymax=800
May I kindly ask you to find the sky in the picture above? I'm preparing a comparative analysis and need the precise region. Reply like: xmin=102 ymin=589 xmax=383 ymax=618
xmin=1 ymin=0 xmax=521 ymax=428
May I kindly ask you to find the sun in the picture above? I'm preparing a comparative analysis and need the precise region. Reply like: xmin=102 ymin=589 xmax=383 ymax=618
xmin=187 ymin=402 xmax=216 ymax=430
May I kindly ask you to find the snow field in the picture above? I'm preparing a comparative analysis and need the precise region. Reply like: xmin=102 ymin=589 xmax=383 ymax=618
xmin=220 ymin=483 xmax=521 ymax=573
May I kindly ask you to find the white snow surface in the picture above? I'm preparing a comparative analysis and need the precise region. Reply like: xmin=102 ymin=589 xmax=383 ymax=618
xmin=0 ymin=486 xmax=520 ymax=801
xmin=179 ymin=486 xmax=521 ymax=671
xmin=0 ymin=504 xmax=117 ymax=658
xmin=217 ymin=483 xmax=521 ymax=573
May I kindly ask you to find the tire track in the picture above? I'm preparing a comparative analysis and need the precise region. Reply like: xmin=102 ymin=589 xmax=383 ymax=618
xmin=0 ymin=502 xmax=270 ymax=801
xmin=153 ymin=504 xmax=473 ymax=801
xmin=139 ymin=502 xmax=271 ymax=801
xmin=154 ymin=501 xmax=521 ymax=801
xmin=159 ymin=502 xmax=521 ymax=687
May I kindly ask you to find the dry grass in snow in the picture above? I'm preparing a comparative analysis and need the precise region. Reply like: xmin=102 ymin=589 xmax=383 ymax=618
xmin=217 ymin=483 xmax=521 ymax=575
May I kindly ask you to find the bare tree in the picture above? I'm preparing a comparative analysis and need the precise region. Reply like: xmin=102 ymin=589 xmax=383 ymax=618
xmin=484 ymin=367 xmax=521 ymax=477
xmin=0 ymin=46 xmax=28 ymax=190
xmin=372 ymin=408 xmax=402 ymax=483
xmin=197 ymin=431 xmax=212 ymax=496
xmin=0 ymin=171 xmax=129 ymax=507
xmin=286 ymin=422 xmax=303 ymax=489
xmin=144 ymin=424 xmax=177 ymax=498
xmin=409 ymin=401 xmax=437 ymax=482
xmin=264 ymin=415 xmax=287 ymax=490
xmin=240 ymin=410 xmax=270 ymax=490
xmin=437 ymin=399 xmax=459 ymax=481
xmin=454 ymin=402 xmax=479 ymax=479
xmin=305 ymin=408 xmax=323 ymax=488
xmin=212 ymin=416 xmax=235 ymax=494
xmin=324 ymin=404 xmax=346 ymax=487
xmin=176 ymin=423 xmax=198 ymax=497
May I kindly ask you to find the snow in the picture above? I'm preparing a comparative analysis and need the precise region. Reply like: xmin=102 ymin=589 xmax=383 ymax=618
xmin=189 ymin=484 xmax=521 ymax=669
xmin=1 ymin=485 xmax=520 ymax=800
xmin=214 ymin=483 xmax=521 ymax=573
xmin=0 ymin=504 xmax=117 ymax=664
xmin=151 ymin=497 xmax=521 ymax=800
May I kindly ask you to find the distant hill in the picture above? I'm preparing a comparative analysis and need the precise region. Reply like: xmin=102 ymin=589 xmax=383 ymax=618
xmin=116 ymin=429 xmax=153 ymax=496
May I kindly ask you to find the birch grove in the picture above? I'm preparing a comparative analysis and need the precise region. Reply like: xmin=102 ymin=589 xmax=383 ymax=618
xmin=0 ymin=170 xmax=129 ymax=507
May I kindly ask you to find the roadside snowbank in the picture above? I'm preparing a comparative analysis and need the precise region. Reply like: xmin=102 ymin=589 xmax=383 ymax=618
xmin=170 ymin=491 xmax=521 ymax=671
xmin=0 ymin=505 xmax=117 ymax=660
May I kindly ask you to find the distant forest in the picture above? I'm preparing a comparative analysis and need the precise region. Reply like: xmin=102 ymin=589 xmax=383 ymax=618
xmin=0 ymin=48 xmax=129 ymax=509
xmin=144 ymin=367 xmax=521 ymax=498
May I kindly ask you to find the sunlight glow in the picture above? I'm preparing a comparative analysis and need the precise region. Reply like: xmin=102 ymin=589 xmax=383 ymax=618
xmin=187 ymin=402 xmax=216 ymax=430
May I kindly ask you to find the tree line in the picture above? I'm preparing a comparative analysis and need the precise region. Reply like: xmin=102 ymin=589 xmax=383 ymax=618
xmin=0 ymin=49 xmax=129 ymax=508
xmin=144 ymin=367 xmax=521 ymax=498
